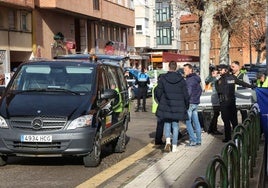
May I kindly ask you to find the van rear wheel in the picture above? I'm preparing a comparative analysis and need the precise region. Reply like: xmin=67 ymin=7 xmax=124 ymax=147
xmin=83 ymin=132 xmax=101 ymax=167
xmin=113 ymin=121 xmax=127 ymax=153
xmin=0 ymin=156 xmax=7 ymax=166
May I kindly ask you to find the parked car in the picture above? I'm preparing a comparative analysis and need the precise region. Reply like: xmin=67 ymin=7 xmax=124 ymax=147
xmin=198 ymin=88 xmax=256 ymax=132
xmin=243 ymin=63 xmax=267 ymax=84
xmin=0 ymin=57 xmax=130 ymax=167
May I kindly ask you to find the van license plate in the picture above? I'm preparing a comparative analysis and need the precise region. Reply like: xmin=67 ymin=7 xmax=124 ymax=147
xmin=21 ymin=135 xmax=52 ymax=143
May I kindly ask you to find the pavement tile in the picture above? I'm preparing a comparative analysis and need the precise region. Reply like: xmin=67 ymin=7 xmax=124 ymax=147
xmin=124 ymin=133 xmax=215 ymax=188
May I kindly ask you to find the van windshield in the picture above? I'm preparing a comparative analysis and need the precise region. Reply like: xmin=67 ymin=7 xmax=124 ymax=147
xmin=9 ymin=64 xmax=95 ymax=94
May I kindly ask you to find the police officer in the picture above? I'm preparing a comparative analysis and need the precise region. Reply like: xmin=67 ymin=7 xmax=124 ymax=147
xmin=135 ymin=68 xmax=150 ymax=112
xmin=215 ymin=64 xmax=254 ymax=142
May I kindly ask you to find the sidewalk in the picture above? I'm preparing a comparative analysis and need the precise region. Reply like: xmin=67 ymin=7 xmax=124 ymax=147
xmin=124 ymin=131 xmax=225 ymax=187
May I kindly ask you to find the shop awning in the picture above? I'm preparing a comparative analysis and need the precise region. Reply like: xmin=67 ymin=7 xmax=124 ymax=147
xmin=162 ymin=52 xmax=199 ymax=62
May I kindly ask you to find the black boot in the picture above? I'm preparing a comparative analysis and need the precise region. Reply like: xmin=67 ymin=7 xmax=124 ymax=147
xmin=142 ymin=107 xmax=147 ymax=112
xmin=135 ymin=107 xmax=140 ymax=112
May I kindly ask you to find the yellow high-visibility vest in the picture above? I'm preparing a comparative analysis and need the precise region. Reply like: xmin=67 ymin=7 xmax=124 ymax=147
xmin=151 ymin=84 xmax=158 ymax=113
xmin=113 ymin=88 xmax=123 ymax=112
xmin=257 ymin=77 xmax=268 ymax=88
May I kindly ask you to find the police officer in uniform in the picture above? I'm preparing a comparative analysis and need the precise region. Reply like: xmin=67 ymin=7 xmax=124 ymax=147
xmin=215 ymin=64 xmax=254 ymax=142
xmin=135 ymin=68 xmax=150 ymax=112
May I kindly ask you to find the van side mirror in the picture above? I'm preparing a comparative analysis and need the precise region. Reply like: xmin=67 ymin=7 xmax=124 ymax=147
xmin=101 ymin=89 xmax=117 ymax=100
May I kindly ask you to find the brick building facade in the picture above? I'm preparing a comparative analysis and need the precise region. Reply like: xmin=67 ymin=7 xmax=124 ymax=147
xmin=0 ymin=0 xmax=135 ymax=74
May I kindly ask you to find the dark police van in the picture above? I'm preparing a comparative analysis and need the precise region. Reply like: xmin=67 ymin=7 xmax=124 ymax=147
xmin=0 ymin=56 xmax=130 ymax=167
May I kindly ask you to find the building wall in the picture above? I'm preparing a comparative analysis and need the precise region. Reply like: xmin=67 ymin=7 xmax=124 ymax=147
xmin=1 ymin=0 xmax=34 ymax=8
xmin=0 ymin=0 xmax=135 ymax=71
xmin=0 ymin=3 xmax=33 ymax=73
xmin=35 ymin=0 xmax=134 ymax=27
xmin=33 ymin=9 xmax=75 ymax=58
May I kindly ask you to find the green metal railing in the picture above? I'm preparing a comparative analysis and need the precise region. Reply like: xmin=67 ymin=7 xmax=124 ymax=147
xmin=192 ymin=106 xmax=262 ymax=188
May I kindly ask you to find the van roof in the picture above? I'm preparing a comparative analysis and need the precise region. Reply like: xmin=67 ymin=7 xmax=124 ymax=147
xmin=22 ymin=59 xmax=122 ymax=69
xmin=54 ymin=54 xmax=128 ymax=61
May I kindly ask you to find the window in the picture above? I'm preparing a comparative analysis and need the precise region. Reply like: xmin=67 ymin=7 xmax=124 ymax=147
xmin=155 ymin=2 xmax=172 ymax=22
xmin=194 ymin=42 xmax=197 ymax=50
xmin=136 ymin=25 xmax=142 ymax=34
xmin=98 ymin=67 xmax=109 ymax=96
xmin=8 ymin=10 xmax=16 ymax=29
xmin=156 ymin=26 xmax=172 ymax=45
xmin=185 ymin=43 xmax=189 ymax=50
xmin=136 ymin=25 xmax=142 ymax=30
xmin=185 ymin=26 xmax=188 ymax=34
xmin=110 ymin=26 xmax=114 ymax=41
xmin=103 ymin=25 xmax=108 ymax=40
xmin=0 ymin=12 xmax=3 ymax=28
xmin=93 ymin=0 xmax=100 ymax=10
xmin=145 ymin=19 xmax=149 ymax=28
xmin=19 ymin=11 xmax=31 ymax=32
xmin=115 ymin=27 xmax=119 ymax=41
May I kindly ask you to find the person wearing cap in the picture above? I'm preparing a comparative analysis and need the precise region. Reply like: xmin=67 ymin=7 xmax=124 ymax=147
xmin=256 ymin=72 xmax=268 ymax=87
xmin=205 ymin=67 xmax=222 ymax=135
xmin=215 ymin=64 xmax=254 ymax=142
xmin=135 ymin=68 xmax=150 ymax=112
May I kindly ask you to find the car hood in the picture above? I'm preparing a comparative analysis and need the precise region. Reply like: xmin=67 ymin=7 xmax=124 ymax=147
xmin=0 ymin=93 xmax=92 ymax=118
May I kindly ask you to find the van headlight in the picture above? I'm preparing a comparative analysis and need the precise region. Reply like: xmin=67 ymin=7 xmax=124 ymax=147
xmin=0 ymin=116 xmax=8 ymax=129
xmin=67 ymin=115 xmax=93 ymax=130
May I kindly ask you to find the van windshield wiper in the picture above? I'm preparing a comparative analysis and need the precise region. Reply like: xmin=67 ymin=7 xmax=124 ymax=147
xmin=13 ymin=88 xmax=80 ymax=95
xmin=46 ymin=87 xmax=81 ymax=95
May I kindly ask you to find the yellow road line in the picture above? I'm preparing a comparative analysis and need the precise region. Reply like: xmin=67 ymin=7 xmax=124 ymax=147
xmin=76 ymin=143 xmax=155 ymax=188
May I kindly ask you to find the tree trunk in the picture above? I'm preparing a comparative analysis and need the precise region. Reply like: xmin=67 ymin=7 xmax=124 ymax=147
xmin=219 ymin=27 xmax=230 ymax=64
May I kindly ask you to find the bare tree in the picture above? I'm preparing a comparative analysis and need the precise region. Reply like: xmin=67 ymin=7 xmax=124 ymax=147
xmin=178 ymin=0 xmax=266 ymax=85
xmin=215 ymin=0 xmax=266 ymax=65
xmin=178 ymin=0 xmax=232 ymax=87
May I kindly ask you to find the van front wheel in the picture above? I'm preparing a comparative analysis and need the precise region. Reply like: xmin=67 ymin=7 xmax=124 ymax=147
xmin=113 ymin=121 xmax=127 ymax=153
xmin=83 ymin=132 xmax=101 ymax=167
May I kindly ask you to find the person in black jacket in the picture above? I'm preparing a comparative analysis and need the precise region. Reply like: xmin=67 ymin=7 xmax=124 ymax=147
xmin=155 ymin=61 xmax=189 ymax=152
xmin=215 ymin=64 xmax=254 ymax=142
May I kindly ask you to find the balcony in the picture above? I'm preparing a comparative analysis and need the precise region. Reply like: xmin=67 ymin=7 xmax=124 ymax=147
xmin=35 ymin=0 xmax=134 ymax=27
xmin=0 ymin=0 xmax=34 ymax=8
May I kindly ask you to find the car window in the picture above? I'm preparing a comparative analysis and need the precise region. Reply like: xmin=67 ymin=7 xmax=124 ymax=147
xmin=97 ymin=67 xmax=109 ymax=98
xmin=107 ymin=66 xmax=120 ymax=90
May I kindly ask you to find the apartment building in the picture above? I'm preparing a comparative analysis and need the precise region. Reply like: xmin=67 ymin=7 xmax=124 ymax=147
xmin=0 ymin=0 xmax=135 ymax=75
xmin=133 ymin=0 xmax=193 ymax=70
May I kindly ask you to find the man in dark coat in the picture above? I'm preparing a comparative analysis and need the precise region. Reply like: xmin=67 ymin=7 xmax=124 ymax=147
xmin=155 ymin=61 xmax=189 ymax=152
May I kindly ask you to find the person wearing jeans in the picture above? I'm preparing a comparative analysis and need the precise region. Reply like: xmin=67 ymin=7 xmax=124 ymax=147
xmin=164 ymin=121 xmax=179 ymax=149
xmin=155 ymin=61 xmax=189 ymax=152
xmin=185 ymin=104 xmax=202 ymax=145
xmin=183 ymin=63 xmax=202 ymax=146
